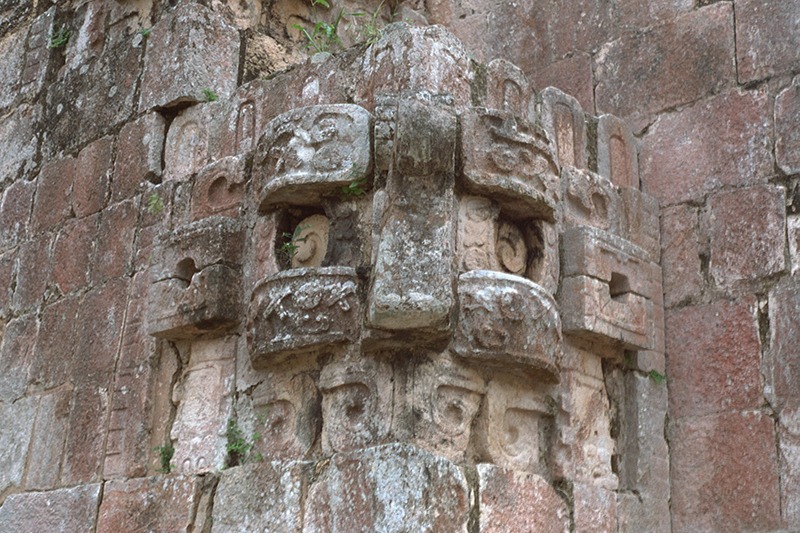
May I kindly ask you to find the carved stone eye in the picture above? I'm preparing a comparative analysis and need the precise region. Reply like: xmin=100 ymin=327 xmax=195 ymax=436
xmin=434 ymin=385 xmax=481 ymax=437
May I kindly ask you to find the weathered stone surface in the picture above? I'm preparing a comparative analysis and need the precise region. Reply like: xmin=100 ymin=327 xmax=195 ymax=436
xmin=191 ymin=156 xmax=248 ymax=220
xmin=473 ymin=378 xmax=549 ymax=473
xmin=320 ymin=358 xmax=392 ymax=454
xmin=0 ymin=177 xmax=34 ymax=251
xmin=640 ymin=89 xmax=772 ymax=206
xmin=769 ymin=277 xmax=800 ymax=407
xmin=666 ymin=297 xmax=762 ymax=419
xmin=454 ymin=271 xmax=562 ymax=380
xmin=249 ymin=267 xmax=359 ymax=364
xmin=354 ymin=24 xmax=472 ymax=110
xmin=31 ymin=155 xmax=74 ymax=234
xmin=369 ymin=99 xmax=456 ymax=332
xmin=561 ymin=167 xmax=618 ymax=232
xmin=660 ymin=204 xmax=702 ymax=307
xmin=0 ymin=484 xmax=101 ymax=532
xmin=0 ymin=396 xmax=36 ymax=493
xmin=163 ymin=103 xmax=219 ymax=182
xmin=484 ymin=58 xmax=533 ymax=119
xmin=477 ymin=464 xmax=569 ymax=533
xmin=305 ymin=444 xmax=469 ymax=532
xmin=790 ymin=216 xmax=800 ymax=276
xmin=618 ymin=187 xmax=660 ymax=264
xmin=596 ymin=114 xmax=639 ymax=189
xmin=97 ymin=476 xmax=207 ymax=533
xmin=52 ymin=215 xmax=98 ymax=295
xmin=573 ymin=483 xmax=616 ymax=533
xmin=147 ymin=217 xmax=244 ymax=339
xmin=706 ymin=185 xmax=786 ymax=288
xmin=776 ymin=77 xmax=800 ymax=175
xmin=24 ymin=389 xmax=70 ymax=490
xmin=0 ymin=103 xmax=40 ymax=183
xmin=139 ymin=3 xmax=240 ymax=110
xmin=735 ymin=0 xmax=800 ymax=83
xmin=72 ymin=136 xmax=112 ymax=218
xmin=411 ymin=356 xmax=485 ymax=462
xmin=27 ymin=297 xmax=78 ymax=391
xmin=533 ymin=55 xmax=594 ymax=115
xmin=0 ymin=314 xmax=36 ymax=402
xmin=254 ymin=104 xmax=371 ymax=208
xmin=171 ymin=337 xmax=236 ymax=474
xmin=540 ymin=87 xmax=587 ymax=170
xmin=251 ymin=373 xmax=319 ymax=461
xmin=595 ymin=3 xmax=734 ymax=118
xmin=11 ymin=233 xmax=52 ymax=312
xmin=778 ymin=405 xmax=800 ymax=528
xmin=91 ymin=199 xmax=137 ymax=283
xmin=212 ymin=461 xmax=309 ymax=532
xmin=669 ymin=410 xmax=781 ymax=533
xmin=461 ymin=108 xmax=559 ymax=220
xmin=112 ymin=112 xmax=165 ymax=202
xmin=617 ymin=491 xmax=670 ymax=533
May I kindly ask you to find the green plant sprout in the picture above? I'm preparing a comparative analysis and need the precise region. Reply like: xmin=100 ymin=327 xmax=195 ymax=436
xmin=224 ymin=419 xmax=261 ymax=468
xmin=340 ymin=168 xmax=368 ymax=198
xmin=279 ymin=224 xmax=308 ymax=261
xmin=146 ymin=192 xmax=164 ymax=216
xmin=201 ymin=88 xmax=219 ymax=102
xmin=154 ymin=442 xmax=174 ymax=474
xmin=48 ymin=26 xmax=71 ymax=49
xmin=292 ymin=8 xmax=345 ymax=54
xmin=648 ymin=369 xmax=666 ymax=385
xmin=138 ymin=27 xmax=152 ymax=38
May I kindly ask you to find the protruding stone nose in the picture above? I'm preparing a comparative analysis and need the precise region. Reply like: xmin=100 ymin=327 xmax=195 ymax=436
xmin=368 ymin=99 xmax=457 ymax=332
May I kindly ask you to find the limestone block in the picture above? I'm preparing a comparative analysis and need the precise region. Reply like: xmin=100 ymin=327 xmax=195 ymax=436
xmin=0 ymin=484 xmax=101 ymax=532
xmin=461 ymin=108 xmax=560 ymax=220
xmin=138 ymin=3 xmax=240 ymax=110
xmin=25 ymin=389 xmax=70 ymax=490
xmin=97 ymin=476 xmax=208 ymax=533
xmin=0 ymin=103 xmax=40 ymax=182
xmin=163 ymin=103 xmax=219 ymax=182
xmin=147 ymin=217 xmax=244 ymax=339
xmin=477 ymin=464 xmax=569 ymax=533
xmin=0 ymin=177 xmax=35 ymax=252
xmin=618 ymin=187 xmax=660 ymax=263
xmin=354 ymin=24 xmax=473 ymax=110
xmin=305 ymin=443 xmax=469 ymax=532
xmin=369 ymin=100 xmax=456 ymax=332
xmin=457 ymin=195 xmax=500 ymax=273
xmin=0 ymin=313 xmax=36 ymax=402
xmin=735 ymin=0 xmax=800 ymax=83
xmin=171 ymin=337 xmax=236 ymax=474
xmin=0 ymin=396 xmax=36 ymax=493
xmin=561 ymin=167 xmax=619 ymax=232
xmin=776 ymin=77 xmax=800 ymax=175
xmin=769 ymin=278 xmax=800 ymax=407
xmin=112 ymin=112 xmax=166 ymax=201
xmin=254 ymin=104 xmax=371 ymax=208
xmin=573 ymin=483 xmax=617 ymax=533
xmin=596 ymin=114 xmax=639 ymax=189
xmin=18 ymin=7 xmax=55 ymax=103
xmin=319 ymin=358 xmax=392 ymax=454
xmin=454 ymin=270 xmax=562 ymax=381
xmin=540 ymin=87 xmax=588 ymax=170
xmin=473 ymin=378 xmax=551 ymax=474
xmin=560 ymin=276 xmax=651 ymax=351
xmin=485 ymin=58 xmax=533 ymax=120
xmin=411 ymin=356 xmax=485 ymax=462
xmin=212 ymin=461 xmax=310 ymax=532
xmin=191 ymin=155 xmax=249 ymax=221
xmin=248 ymin=267 xmax=360 ymax=365
xmin=252 ymin=373 xmax=319 ymax=460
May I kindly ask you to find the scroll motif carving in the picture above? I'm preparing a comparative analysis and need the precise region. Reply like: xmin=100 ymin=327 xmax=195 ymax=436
xmin=457 ymin=196 xmax=500 ymax=272
xmin=461 ymin=108 xmax=560 ymax=220
xmin=247 ymin=267 xmax=360 ymax=365
xmin=254 ymin=104 xmax=371 ymax=208
xmin=454 ymin=271 xmax=562 ymax=381
xmin=291 ymin=214 xmax=329 ymax=269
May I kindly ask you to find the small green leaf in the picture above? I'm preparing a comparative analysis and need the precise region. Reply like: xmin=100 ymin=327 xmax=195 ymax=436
xmin=201 ymin=88 xmax=219 ymax=102
xmin=648 ymin=369 xmax=666 ymax=385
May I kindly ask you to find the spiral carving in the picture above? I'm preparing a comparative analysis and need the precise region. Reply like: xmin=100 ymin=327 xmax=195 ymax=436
xmin=291 ymin=214 xmax=330 ymax=268
xmin=496 ymin=222 xmax=528 ymax=275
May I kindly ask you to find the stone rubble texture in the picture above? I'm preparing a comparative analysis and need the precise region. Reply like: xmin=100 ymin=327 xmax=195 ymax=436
xmin=0 ymin=0 xmax=796 ymax=532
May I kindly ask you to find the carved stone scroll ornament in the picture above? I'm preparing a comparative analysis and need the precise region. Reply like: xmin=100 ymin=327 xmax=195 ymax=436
xmin=247 ymin=267 xmax=360 ymax=366
xmin=291 ymin=214 xmax=329 ymax=269
xmin=454 ymin=270 xmax=562 ymax=382
xmin=254 ymin=104 xmax=372 ymax=208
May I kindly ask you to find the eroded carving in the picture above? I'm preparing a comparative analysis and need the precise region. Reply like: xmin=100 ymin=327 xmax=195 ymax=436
xmin=248 ymin=267 xmax=360 ymax=365
xmin=252 ymin=373 xmax=319 ymax=460
xmin=290 ymin=214 xmax=329 ymax=269
xmin=254 ymin=104 xmax=371 ymax=208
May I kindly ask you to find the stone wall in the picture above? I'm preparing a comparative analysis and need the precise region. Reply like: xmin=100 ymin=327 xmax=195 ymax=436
xmin=0 ymin=1 xmax=797 ymax=532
